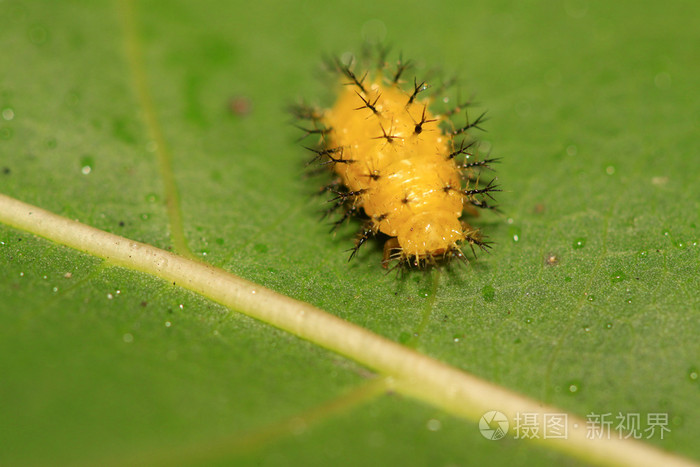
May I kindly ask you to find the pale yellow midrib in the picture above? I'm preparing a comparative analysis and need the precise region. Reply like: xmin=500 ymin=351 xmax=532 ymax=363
xmin=0 ymin=192 xmax=696 ymax=467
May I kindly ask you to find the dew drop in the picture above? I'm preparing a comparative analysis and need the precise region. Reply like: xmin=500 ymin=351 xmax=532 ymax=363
xmin=672 ymin=415 xmax=685 ymax=429
xmin=65 ymin=91 xmax=80 ymax=107
xmin=418 ymin=286 xmax=431 ymax=298
xmin=482 ymin=285 xmax=495 ymax=302
xmin=360 ymin=19 xmax=387 ymax=44
xmin=689 ymin=368 xmax=699 ymax=381
xmin=587 ymin=294 xmax=595 ymax=302
xmin=165 ymin=321 xmax=172 ymax=328
xmin=573 ymin=237 xmax=586 ymax=249
xmin=605 ymin=322 xmax=613 ymax=329
xmin=638 ymin=249 xmax=648 ymax=258
xmin=525 ymin=317 xmax=533 ymax=324
xmin=1 ymin=108 xmax=14 ymax=121
xmin=107 ymin=293 xmax=114 ymax=299
xmin=508 ymin=226 xmax=521 ymax=243
xmin=426 ymin=419 xmax=442 ymax=431
xmin=654 ymin=72 xmax=671 ymax=89
xmin=583 ymin=325 xmax=590 ymax=332
xmin=611 ymin=270 xmax=627 ymax=283
xmin=567 ymin=381 xmax=582 ymax=394
xmin=28 ymin=25 xmax=48 ymax=45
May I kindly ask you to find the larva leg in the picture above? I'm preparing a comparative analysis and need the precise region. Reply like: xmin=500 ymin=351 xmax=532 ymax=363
xmin=382 ymin=237 xmax=401 ymax=269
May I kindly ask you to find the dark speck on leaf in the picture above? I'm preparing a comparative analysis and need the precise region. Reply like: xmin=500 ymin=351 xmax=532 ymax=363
xmin=229 ymin=96 xmax=252 ymax=117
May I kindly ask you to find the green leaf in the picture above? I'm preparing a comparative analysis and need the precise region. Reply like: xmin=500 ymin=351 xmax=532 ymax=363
xmin=1 ymin=1 xmax=698 ymax=466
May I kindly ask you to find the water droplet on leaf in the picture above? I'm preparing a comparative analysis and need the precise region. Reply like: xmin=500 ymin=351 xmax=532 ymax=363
xmin=611 ymin=270 xmax=627 ymax=283
xmin=508 ymin=226 xmax=521 ymax=243
xmin=567 ymin=380 xmax=582 ymax=394
xmin=482 ymin=285 xmax=495 ymax=302
xmin=1 ymin=108 xmax=14 ymax=121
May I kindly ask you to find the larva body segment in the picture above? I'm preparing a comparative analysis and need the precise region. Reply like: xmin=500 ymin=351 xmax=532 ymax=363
xmin=297 ymin=51 xmax=499 ymax=268
xmin=323 ymin=82 xmax=465 ymax=260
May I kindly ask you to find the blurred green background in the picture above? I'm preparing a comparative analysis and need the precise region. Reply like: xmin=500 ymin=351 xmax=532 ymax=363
xmin=1 ymin=0 xmax=698 ymax=465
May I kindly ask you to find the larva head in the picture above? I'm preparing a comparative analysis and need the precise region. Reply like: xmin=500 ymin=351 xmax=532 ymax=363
xmin=396 ymin=212 xmax=465 ymax=263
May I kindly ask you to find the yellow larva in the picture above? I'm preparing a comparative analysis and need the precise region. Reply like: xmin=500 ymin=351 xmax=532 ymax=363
xmin=296 ymin=52 xmax=499 ymax=268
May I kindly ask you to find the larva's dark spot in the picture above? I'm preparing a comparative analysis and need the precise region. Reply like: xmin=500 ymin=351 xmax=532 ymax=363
xmin=365 ymin=170 xmax=381 ymax=181
xmin=296 ymin=48 xmax=499 ymax=269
